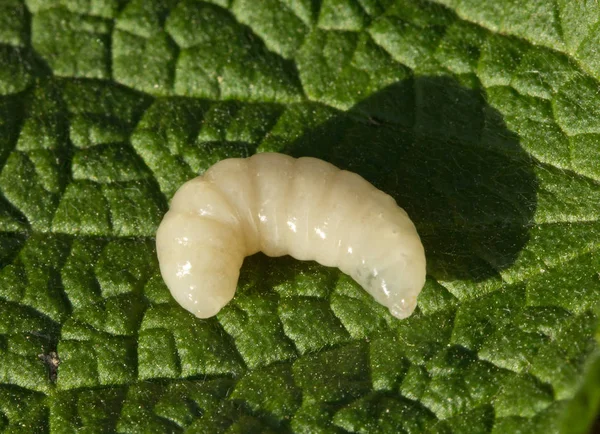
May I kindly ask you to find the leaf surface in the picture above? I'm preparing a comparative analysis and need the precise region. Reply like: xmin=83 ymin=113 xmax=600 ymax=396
xmin=0 ymin=0 xmax=599 ymax=432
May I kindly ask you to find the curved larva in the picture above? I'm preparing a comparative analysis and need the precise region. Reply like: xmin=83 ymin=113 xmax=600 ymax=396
xmin=156 ymin=153 xmax=426 ymax=320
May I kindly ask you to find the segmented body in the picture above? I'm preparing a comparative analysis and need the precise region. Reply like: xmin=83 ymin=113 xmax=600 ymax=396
xmin=156 ymin=153 xmax=426 ymax=319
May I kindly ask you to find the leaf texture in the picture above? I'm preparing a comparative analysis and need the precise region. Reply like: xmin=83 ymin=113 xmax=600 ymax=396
xmin=0 ymin=0 xmax=599 ymax=433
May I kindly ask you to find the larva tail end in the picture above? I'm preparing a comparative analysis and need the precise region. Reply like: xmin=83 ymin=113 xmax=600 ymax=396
xmin=156 ymin=210 xmax=244 ymax=320
xmin=166 ymin=269 xmax=239 ymax=319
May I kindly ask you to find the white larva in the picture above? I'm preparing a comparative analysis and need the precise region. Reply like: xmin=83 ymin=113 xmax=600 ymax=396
xmin=156 ymin=153 xmax=426 ymax=320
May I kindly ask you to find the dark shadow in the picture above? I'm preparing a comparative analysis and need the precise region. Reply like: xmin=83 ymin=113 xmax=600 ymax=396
xmin=285 ymin=76 xmax=537 ymax=282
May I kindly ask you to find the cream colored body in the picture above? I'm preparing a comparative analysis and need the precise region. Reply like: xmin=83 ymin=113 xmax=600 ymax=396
xmin=156 ymin=153 xmax=426 ymax=319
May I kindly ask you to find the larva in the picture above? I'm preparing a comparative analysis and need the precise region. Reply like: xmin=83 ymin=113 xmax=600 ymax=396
xmin=156 ymin=153 xmax=426 ymax=319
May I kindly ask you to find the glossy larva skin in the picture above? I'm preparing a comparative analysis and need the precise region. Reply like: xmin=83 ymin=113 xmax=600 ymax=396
xmin=156 ymin=153 xmax=426 ymax=319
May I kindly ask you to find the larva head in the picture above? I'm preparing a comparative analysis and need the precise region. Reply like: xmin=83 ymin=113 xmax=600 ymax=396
xmin=373 ymin=252 xmax=426 ymax=319
xmin=390 ymin=236 xmax=426 ymax=319
xmin=385 ymin=272 xmax=423 ymax=320
xmin=355 ymin=211 xmax=427 ymax=320
xmin=388 ymin=296 xmax=418 ymax=319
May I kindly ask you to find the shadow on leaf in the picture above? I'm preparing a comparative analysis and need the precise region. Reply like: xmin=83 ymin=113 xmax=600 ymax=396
xmin=285 ymin=76 xmax=537 ymax=283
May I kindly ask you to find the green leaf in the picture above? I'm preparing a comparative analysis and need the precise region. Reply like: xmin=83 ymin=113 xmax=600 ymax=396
xmin=1 ymin=0 xmax=599 ymax=432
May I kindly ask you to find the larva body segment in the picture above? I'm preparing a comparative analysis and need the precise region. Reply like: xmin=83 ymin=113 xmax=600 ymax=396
xmin=156 ymin=153 xmax=426 ymax=320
